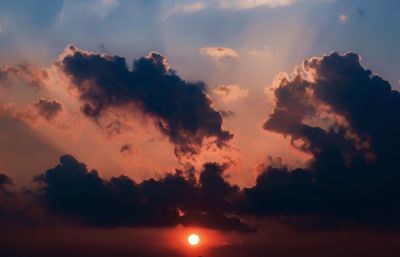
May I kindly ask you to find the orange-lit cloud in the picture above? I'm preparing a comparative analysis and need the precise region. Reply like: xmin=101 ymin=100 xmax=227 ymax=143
xmin=212 ymin=85 xmax=249 ymax=103
xmin=218 ymin=0 xmax=296 ymax=9
xmin=339 ymin=14 xmax=348 ymax=22
xmin=200 ymin=47 xmax=239 ymax=59
xmin=0 ymin=63 xmax=48 ymax=90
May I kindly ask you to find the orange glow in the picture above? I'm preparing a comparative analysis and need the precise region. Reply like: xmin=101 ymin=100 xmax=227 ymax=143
xmin=188 ymin=233 xmax=200 ymax=246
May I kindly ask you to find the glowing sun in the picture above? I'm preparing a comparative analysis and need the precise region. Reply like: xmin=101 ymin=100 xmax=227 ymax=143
xmin=188 ymin=233 xmax=200 ymax=246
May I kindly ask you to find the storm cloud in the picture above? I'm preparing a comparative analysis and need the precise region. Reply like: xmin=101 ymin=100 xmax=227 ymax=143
xmin=34 ymin=155 xmax=252 ymax=232
xmin=265 ymin=52 xmax=400 ymax=166
xmin=2 ymin=52 xmax=400 ymax=233
xmin=255 ymin=52 xmax=400 ymax=229
xmin=60 ymin=46 xmax=233 ymax=156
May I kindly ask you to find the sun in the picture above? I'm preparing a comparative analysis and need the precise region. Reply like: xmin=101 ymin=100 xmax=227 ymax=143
xmin=187 ymin=233 xmax=200 ymax=246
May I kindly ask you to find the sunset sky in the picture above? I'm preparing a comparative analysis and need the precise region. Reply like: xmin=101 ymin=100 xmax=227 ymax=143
xmin=1 ymin=1 xmax=400 ymax=257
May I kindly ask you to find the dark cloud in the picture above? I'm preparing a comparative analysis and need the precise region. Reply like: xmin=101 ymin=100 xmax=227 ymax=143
xmin=60 ymin=45 xmax=233 ymax=156
xmin=34 ymin=155 xmax=252 ymax=232
xmin=2 ymin=52 xmax=400 ymax=234
xmin=33 ymin=99 xmax=62 ymax=121
xmin=265 ymin=52 xmax=400 ymax=167
xmin=0 ymin=174 xmax=13 ymax=192
xmin=256 ymin=52 xmax=400 ymax=229
xmin=0 ymin=174 xmax=12 ymax=184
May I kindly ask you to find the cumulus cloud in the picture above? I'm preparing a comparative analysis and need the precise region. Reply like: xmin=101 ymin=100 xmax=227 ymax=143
xmin=33 ymin=155 xmax=252 ymax=232
xmin=199 ymin=47 xmax=239 ymax=59
xmin=60 ymin=45 xmax=233 ymax=157
xmin=3 ymin=51 xmax=400 ymax=234
xmin=0 ymin=64 xmax=62 ymax=124
xmin=265 ymin=52 xmax=400 ymax=166
xmin=256 ymin=52 xmax=400 ymax=229
xmin=212 ymin=85 xmax=249 ymax=103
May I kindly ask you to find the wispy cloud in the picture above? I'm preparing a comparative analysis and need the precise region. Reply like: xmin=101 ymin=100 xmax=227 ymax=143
xmin=217 ymin=0 xmax=296 ymax=9
xmin=162 ymin=0 xmax=306 ymax=18
xmin=200 ymin=47 xmax=239 ymax=59
xmin=162 ymin=1 xmax=206 ymax=19
xmin=213 ymin=85 xmax=249 ymax=103
xmin=59 ymin=0 xmax=120 ymax=21
xmin=247 ymin=45 xmax=273 ymax=59
xmin=173 ymin=1 xmax=206 ymax=14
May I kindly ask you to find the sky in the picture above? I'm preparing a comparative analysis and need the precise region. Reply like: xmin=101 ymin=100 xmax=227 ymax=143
xmin=1 ymin=0 xmax=400 ymax=256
